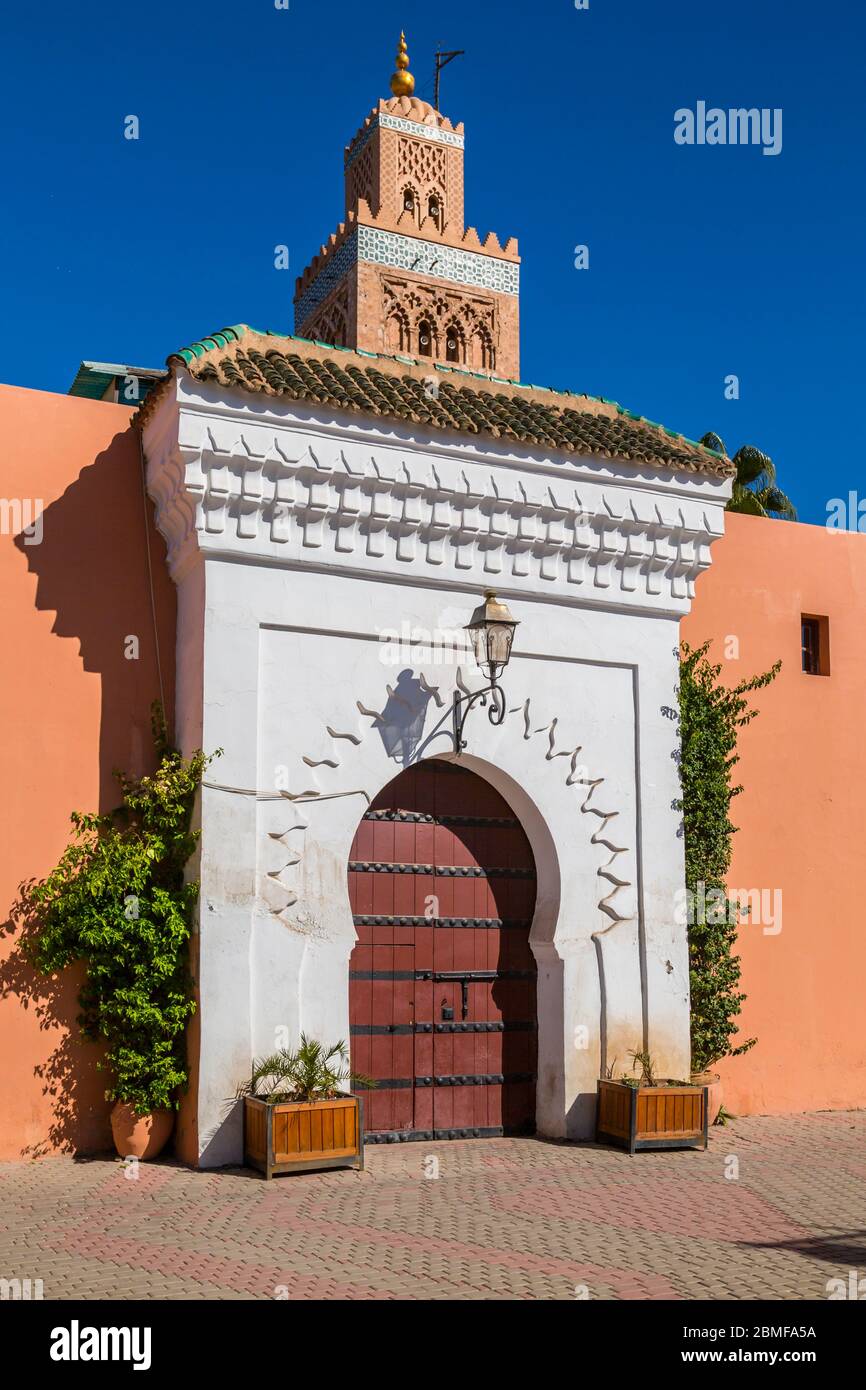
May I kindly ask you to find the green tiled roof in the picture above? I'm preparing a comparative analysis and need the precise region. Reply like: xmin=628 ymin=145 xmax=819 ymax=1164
xmin=137 ymin=326 xmax=732 ymax=477
xmin=69 ymin=360 xmax=167 ymax=401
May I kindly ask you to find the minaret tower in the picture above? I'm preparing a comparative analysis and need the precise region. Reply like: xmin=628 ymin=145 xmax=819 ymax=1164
xmin=294 ymin=32 xmax=520 ymax=379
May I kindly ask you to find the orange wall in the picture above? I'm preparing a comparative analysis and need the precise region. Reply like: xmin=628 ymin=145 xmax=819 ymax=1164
xmin=0 ymin=385 xmax=175 ymax=1159
xmin=683 ymin=511 xmax=866 ymax=1117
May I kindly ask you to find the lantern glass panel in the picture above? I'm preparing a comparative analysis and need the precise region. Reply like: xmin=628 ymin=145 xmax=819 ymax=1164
xmin=487 ymin=622 xmax=514 ymax=670
xmin=468 ymin=619 xmax=515 ymax=677
xmin=469 ymin=623 xmax=488 ymax=669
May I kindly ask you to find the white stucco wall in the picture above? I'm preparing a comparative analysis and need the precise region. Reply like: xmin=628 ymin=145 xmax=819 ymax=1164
xmin=145 ymin=371 xmax=730 ymax=1165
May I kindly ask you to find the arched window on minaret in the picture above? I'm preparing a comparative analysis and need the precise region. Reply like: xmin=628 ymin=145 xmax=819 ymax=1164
xmin=401 ymin=185 xmax=418 ymax=224
xmin=472 ymin=327 xmax=495 ymax=371
xmin=427 ymin=193 xmax=443 ymax=231
xmin=387 ymin=309 xmax=410 ymax=354
xmin=444 ymin=323 xmax=463 ymax=364
xmin=417 ymin=319 xmax=434 ymax=357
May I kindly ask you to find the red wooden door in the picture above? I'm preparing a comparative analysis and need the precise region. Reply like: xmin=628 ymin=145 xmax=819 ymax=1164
xmin=348 ymin=761 xmax=537 ymax=1142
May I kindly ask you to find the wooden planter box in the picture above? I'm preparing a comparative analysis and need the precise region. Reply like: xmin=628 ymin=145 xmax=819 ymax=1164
xmin=244 ymin=1094 xmax=364 ymax=1178
xmin=596 ymin=1079 xmax=708 ymax=1154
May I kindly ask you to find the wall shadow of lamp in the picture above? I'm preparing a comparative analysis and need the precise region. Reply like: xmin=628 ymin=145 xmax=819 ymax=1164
xmin=453 ymin=591 xmax=519 ymax=753
xmin=376 ymin=669 xmax=434 ymax=765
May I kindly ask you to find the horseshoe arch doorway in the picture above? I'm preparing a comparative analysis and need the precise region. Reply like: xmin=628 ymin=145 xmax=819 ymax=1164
xmin=347 ymin=759 xmax=538 ymax=1142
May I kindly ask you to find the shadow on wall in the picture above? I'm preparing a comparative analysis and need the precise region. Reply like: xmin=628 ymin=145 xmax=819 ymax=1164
xmin=0 ymin=423 xmax=176 ymax=1157
xmin=375 ymin=670 xmax=437 ymax=764
xmin=0 ymin=918 xmax=107 ymax=1159
xmin=13 ymin=429 xmax=174 ymax=798
xmin=566 ymin=1092 xmax=599 ymax=1139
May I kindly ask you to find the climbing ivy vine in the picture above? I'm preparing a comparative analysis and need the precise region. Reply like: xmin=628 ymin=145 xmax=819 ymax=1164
xmin=676 ymin=641 xmax=780 ymax=1074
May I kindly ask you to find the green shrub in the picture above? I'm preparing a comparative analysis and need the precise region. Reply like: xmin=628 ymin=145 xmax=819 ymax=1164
xmin=23 ymin=706 xmax=217 ymax=1115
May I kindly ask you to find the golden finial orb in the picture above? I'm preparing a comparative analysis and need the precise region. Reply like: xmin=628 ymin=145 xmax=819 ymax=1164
xmin=390 ymin=30 xmax=415 ymax=98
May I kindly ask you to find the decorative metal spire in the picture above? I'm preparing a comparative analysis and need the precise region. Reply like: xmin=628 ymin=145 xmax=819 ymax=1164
xmin=389 ymin=31 xmax=415 ymax=98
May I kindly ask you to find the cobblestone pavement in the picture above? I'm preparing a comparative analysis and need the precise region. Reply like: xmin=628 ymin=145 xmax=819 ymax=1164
xmin=1 ymin=1112 xmax=864 ymax=1300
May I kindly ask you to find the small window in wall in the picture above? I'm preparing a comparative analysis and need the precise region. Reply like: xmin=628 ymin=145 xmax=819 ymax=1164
xmin=801 ymin=615 xmax=830 ymax=675
xmin=418 ymin=319 xmax=433 ymax=357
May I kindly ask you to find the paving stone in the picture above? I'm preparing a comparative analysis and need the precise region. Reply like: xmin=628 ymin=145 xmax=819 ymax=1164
xmin=0 ymin=1113 xmax=863 ymax=1300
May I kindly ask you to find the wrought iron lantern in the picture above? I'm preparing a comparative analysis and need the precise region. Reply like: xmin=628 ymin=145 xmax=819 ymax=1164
xmin=453 ymin=590 xmax=519 ymax=751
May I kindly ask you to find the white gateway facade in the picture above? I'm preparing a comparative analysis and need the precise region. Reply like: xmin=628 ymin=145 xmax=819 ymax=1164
xmin=141 ymin=327 xmax=731 ymax=1166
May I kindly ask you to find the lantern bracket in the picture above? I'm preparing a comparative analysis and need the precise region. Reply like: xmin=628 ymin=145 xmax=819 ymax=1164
xmin=452 ymin=680 xmax=506 ymax=753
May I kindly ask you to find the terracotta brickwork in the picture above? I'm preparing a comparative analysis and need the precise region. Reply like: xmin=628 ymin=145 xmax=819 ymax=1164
xmin=303 ymin=283 xmax=350 ymax=351
xmin=345 ymin=97 xmax=468 ymax=244
xmin=345 ymin=139 xmax=379 ymax=218
xmin=295 ymin=93 xmax=519 ymax=377
xmin=356 ymin=261 xmax=519 ymax=378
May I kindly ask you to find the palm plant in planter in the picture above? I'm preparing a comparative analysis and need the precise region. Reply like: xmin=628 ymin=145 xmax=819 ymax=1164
xmin=241 ymin=1035 xmax=373 ymax=1178
xmin=596 ymin=1051 xmax=709 ymax=1154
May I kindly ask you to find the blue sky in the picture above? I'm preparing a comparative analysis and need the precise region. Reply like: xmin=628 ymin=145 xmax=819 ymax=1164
xmin=1 ymin=0 xmax=862 ymax=524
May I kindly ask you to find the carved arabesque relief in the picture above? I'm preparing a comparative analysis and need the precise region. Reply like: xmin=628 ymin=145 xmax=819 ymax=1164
xmin=346 ymin=142 xmax=376 ymax=214
xmin=383 ymin=277 xmax=497 ymax=370
xmin=396 ymin=138 xmax=448 ymax=235
xmin=397 ymin=136 xmax=446 ymax=192
xmin=303 ymin=287 xmax=349 ymax=349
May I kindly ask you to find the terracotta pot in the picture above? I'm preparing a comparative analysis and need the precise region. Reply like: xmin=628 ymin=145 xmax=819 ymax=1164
xmin=691 ymin=1072 xmax=722 ymax=1125
xmin=110 ymin=1103 xmax=174 ymax=1161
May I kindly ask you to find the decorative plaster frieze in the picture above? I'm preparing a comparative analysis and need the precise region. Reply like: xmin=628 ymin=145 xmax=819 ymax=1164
xmin=145 ymin=406 xmax=726 ymax=616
